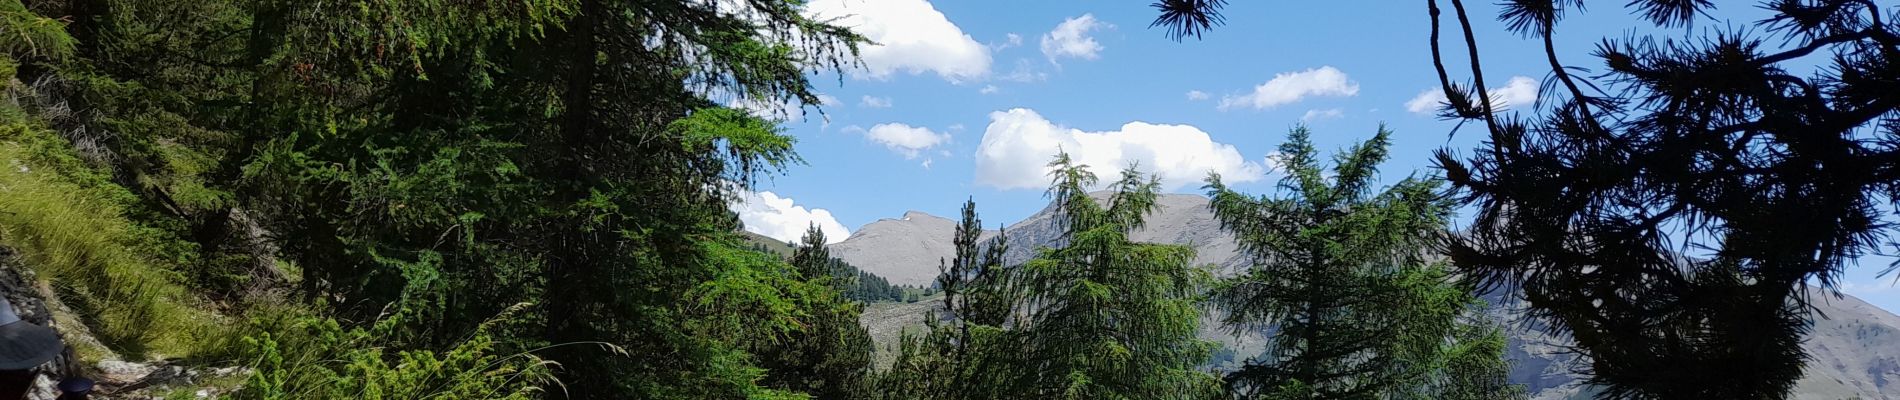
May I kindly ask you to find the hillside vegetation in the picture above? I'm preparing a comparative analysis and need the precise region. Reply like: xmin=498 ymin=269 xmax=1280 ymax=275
xmin=0 ymin=0 xmax=877 ymax=398
xmin=0 ymin=0 xmax=1892 ymax=399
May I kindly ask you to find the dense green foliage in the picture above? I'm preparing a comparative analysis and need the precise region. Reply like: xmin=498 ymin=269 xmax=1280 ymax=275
xmin=16 ymin=0 xmax=1890 ymax=396
xmin=745 ymin=236 xmax=907 ymax=303
xmin=1011 ymin=155 xmax=1222 ymax=399
xmin=231 ymin=305 xmax=554 ymax=400
xmin=1204 ymin=127 xmax=1522 ymax=399
xmin=0 ymin=0 xmax=879 ymax=398
xmin=752 ymin=226 xmax=873 ymax=399
xmin=841 ymin=268 xmax=907 ymax=303
xmin=880 ymin=157 xmax=1223 ymax=400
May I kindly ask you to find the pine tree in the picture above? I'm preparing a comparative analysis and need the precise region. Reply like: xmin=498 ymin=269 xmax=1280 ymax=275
xmin=1204 ymin=127 xmax=1522 ymax=399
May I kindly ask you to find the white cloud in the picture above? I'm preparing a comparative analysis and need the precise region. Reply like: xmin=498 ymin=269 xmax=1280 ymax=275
xmin=1403 ymin=91 xmax=1436 ymax=114
xmin=1301 ymin=108 xmax=1344 ymax=122
xmin=865 ymin=123 xmax=951 ymax=158
xmin=1000 ymin=59 xmax=1048 ymax=83
xmin=860 ymin=95 xmax=893 ymax=108
xmin=1218 ymin=66 xmax=1359 ymax=111
xmin=1041 ymin=14 xmax=1107 ymax=63
xmin=1405 ymin=76 xmax=1541 ymax=114
xmin=806 ymin=0 xmax=990 ymax=83
xmin=997 ymin=33 xmax=1024 ymax=49
xmin=980 ymin=85 xmax=1000 ymax=94
xmin=731 ymin=190 xmax=850 ymax=244
xmin=1489 ymin=76 xmax=1540 ymax=109
xmin=974 ymin=108 xmax=1267 ymax=190
xmin=1186 ymin=90 xmax=1210 ymax=101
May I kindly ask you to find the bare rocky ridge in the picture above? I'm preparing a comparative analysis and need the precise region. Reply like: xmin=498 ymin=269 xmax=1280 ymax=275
xmin=843 ymin=192 xmax=1900 ymax=399
xmin=832 ymin=194 xmax=1244 ymax=287
xmin=830 ymin=211 xmax=979 ymax=287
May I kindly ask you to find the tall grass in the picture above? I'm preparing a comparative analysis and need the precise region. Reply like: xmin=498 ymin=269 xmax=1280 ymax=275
xmin=0 ymin=121 xmax=230 ymax=359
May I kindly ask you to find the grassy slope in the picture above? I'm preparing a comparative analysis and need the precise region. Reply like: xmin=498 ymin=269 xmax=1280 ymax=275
xmin=859 ymin=293 xmax=941 ymax=369
xmin=0 ymin=110 xmax=230 ymax=361
xmin=740 ymin=231 xmax=795 ymax=257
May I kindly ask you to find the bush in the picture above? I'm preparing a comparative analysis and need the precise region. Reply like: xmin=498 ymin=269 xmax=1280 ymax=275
xmin=230 ymin=304 xmax=555 ymax=400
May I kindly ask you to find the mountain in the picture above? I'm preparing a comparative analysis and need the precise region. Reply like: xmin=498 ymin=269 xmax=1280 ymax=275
xmin=830 ymin=211 xmax=977 ymax=287
xmin=832 ymin=194 xmax=1245 ymax=287
xmin=842 ymin=192 xmax=1900 ymax=399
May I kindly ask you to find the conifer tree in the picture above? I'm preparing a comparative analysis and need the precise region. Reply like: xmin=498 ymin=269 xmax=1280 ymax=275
xmin=1007 ymin=154 xmax=1221 ymax=399
xmin=756 ymin=225 xmax=874 ymax=399
xmin=14 ymin=0 xmax=870 ymax=397
xmin=880 ymin=199 xmax=1019 ymax=400
xmin=1144 ymin=1 xmax=1900 ymax=398
xmin=1204 ymin=127 xmax=1523 ymax=400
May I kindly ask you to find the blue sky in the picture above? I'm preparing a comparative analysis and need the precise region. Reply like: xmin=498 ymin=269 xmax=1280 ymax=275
xmin=727 ymin=0 xmax=1900 ymax=311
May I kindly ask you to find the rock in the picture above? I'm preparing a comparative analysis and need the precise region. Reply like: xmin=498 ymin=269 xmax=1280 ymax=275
xmin=27 ymin=374 xmax=53 ymax=400
xmin=95 ymin=360 xmax=157 ymax=385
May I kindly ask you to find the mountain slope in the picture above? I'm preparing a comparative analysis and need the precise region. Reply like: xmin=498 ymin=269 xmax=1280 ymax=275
xmin=843 ymin=192 xmax=1900 ymax=399
xmin=830 ymin=211 xmax=995 ymax=287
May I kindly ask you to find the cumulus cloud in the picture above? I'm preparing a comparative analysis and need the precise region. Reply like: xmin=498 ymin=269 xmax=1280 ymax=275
xmin=980 ymin=85 xmax=1000 ymax=94
xmin=974 ymin=108 xmax=1267 ymax=190
xmin=806 ymin=0 xmax=990 ymax=82
xmin=860 ymin=95 xmax=893 ymax=108
xmin=1405 ymin=76 xmax=1541 ymax=114
xmin=1186 ymin=90 xmax=1210 ymax=101
xmin=864 ymin=123 xmax=951 ymax=158
xmin=731 ymin=190 xmax=850 ymax=244
xmin=1301 ymin=108 xmax=1344 ymax=122
xmin=1041 ymin=14 xmax=1107 ymax=63
xmin=1218 ymin=66 xmax=1359 ymax=111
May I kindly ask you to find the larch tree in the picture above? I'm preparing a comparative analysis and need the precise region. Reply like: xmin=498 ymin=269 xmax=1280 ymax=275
xmin=755 ymin=225 xmax=874 ymax=399
xmin=1203 ymin=127 xmax=1522 ymax=400
xmin=1008 ymin=154 xmax=1222 ymax=400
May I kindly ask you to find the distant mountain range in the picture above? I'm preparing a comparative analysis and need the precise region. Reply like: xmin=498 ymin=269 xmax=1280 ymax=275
xmin=837 ymin=192 xmax=1900 ymax=400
